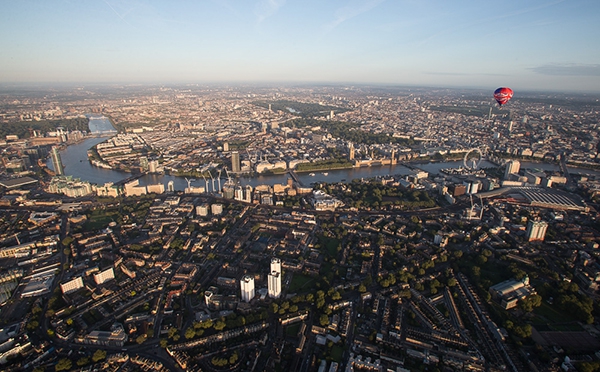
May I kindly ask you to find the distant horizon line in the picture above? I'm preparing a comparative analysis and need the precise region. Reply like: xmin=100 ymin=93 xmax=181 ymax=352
xmin=1 ymin=80 xmax=599 ymax=95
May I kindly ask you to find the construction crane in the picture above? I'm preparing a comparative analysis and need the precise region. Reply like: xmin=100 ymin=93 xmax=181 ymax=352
xmin=467 ymin=194 xmax=484 ymax=220
xmin=210 ymin=172 xmax=216 ymax=193
xmin=202 ymin=175 xmax=209 ymax=194
xmin=246 ymin=149 xmax=258 ymax=164
xmin=217 ymin=169 xmax=222 ymax=192
xmin=224 ymin=167 xmax=234 ymax=187
xmin=185 ymin=178 xmax=195 ymax=190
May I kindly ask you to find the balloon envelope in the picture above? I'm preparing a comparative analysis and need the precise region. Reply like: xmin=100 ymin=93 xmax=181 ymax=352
xmin=494 ymin=87 xmax=513 ymax=106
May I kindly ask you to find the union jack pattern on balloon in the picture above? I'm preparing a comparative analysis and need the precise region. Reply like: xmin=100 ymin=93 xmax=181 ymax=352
xmin=494 ymin=87 xmax=514 ymax=106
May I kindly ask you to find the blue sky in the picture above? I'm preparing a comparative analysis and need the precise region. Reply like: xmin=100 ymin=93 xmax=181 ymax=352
xmin=1 ymin=0 xmax=599 ymax=92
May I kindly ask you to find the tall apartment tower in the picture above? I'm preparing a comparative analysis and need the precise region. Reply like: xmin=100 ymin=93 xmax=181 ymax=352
xmin=526 ymin=220 xmax=548 ymax=242
xmin=244 ymin=185 xmax=253 ymax=203
xmin=231 ymin=151 xmax=241 ymax=173
xmin=211 ymin=203 xmax=223 ymax=215
xmin=504 ymin=160 xmax=520 ymax=179
xmin=50 ymin=146 xmax=64 ymax=176
xmin=148 ymin=160 xmax=159 ymax=173
xmin=268 ymin=258 xmax=282 ymax=299
xmin=268 ymin=272 xmax=281 ymax=299
xmin=240 ymin=275 xmax=255 ymax=303
xmin=139 ymin=156 xmax=149 ymax=171
xmin=271 ymin=257 xmax=281 ymax=273
xmin=196 ymin=204 xmax=210 ymax=217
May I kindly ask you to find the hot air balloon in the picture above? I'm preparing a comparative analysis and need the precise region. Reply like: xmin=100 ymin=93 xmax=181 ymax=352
xmin=494 ymin=87 xmax=513 ymax=106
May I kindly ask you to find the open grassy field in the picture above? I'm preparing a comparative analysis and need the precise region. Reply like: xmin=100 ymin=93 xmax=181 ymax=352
xmin=289 ymin=274 xmax=317 ymax=293
xmin=85 ymin=208 xmax=119 ymax=230
xmin=533 ymin=302 xmax=579 ymax=327
xmin=330 ymin=345 xmax=344 ymax=362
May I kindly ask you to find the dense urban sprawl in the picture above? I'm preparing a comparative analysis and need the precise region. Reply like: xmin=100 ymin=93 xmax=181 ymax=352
xmin=0 ymin=85 xmax=600 ymax=372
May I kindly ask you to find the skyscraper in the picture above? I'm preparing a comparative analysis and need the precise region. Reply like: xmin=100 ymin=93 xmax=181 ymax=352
xmin=50 ymin=146 xmax=64 ymax=176
xmin=268 ymin=272 xmax=281 ymax=299
xmin=231 ymin=151 xmax=240 ymax=173
xmin=148 ymin=160 xmax=159 ymax=173
xmin=504 ymin=160 xmax=520 ymax=179
xmin=271 ymin=257 xmax=281 ymax=274
xmin=268 ymin=258 xmax=282 ymax=299
xmin=234 ymin=186 xmax=244 ymax=201
xmin=240 ymin=275 xmax=255 ymax=303
xmin=139 ymin=156 xmax=149 ymax=172
xmin=244 ymin=185 xmax=253 ymax=203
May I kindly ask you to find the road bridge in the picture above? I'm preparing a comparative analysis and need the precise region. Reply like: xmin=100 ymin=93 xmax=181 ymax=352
xmin=114 ymin=172 xmax=146 ymax=186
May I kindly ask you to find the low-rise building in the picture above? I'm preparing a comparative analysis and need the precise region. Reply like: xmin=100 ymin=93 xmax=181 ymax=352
xmin=489 ymin=276 xmax=536 ymax=310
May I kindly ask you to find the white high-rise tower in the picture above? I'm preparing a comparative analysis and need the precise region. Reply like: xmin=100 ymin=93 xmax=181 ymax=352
xmin=240 ymin=275 xmax=255 ymax=303
xmin=270 ymin=257 xmax=281 ymax=274
xmin=268 ymin=258 xmax=282 ymax=299
xmin=268 ymin=272 xmax=281 ymax=299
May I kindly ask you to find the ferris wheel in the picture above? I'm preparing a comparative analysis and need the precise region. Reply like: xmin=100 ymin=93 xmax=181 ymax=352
xmin=463 ymin=148 xmax=483 ymax=170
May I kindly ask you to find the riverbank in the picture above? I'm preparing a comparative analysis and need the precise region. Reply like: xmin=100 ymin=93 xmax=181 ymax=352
xmin=53 ymin=136 xmax=600 ymax=192
xmin=295 ymin=165 xmax=354 ymax=174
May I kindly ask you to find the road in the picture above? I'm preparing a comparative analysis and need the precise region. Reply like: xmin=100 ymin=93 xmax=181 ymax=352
xmin=2 ymin=186 xmax=473 ymax=371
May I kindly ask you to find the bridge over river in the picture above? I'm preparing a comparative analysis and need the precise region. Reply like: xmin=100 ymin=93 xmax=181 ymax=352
xmin=114 ymin=172 xmax=146 ymax=186
xmin=286 ymin=170 xmax=303 ymax=187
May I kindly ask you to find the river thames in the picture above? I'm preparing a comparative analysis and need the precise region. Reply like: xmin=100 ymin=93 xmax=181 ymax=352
xmin=49 ymin=116 xmax=594 ymax=192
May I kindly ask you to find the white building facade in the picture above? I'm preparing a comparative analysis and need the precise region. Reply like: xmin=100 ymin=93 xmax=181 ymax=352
xmin=268 ymin=258 xmax=282 ymax=299
xmin=94 ymin=267 xmax=115 ymax=285
xmin=526 ymin=220 xmax=548 ymax=241
xmin=240 ymin=275 xmax=255 ymax=303
xmin=60 ymin=277 xmax=84 ymax=294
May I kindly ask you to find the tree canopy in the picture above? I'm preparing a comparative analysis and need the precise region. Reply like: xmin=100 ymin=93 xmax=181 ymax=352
xmin=0 ymin=117 xmax=89 ymax=139
xmin=283 ymin=118 xmax=416 ymax=146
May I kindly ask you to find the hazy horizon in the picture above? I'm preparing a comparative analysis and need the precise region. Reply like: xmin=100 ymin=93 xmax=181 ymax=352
xmin=1 ymin=81 xmax=599 ymax=97
xmin=2 ymin=1 xmax=599 ymax=93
